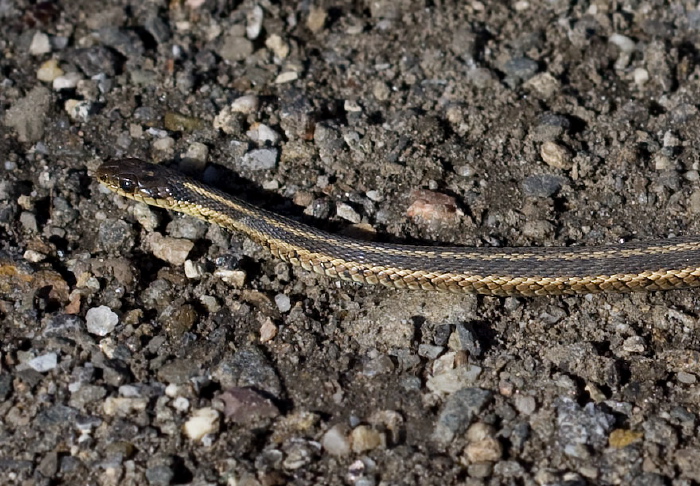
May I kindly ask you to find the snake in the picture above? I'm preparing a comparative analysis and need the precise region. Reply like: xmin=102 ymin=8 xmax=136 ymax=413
xmin=95 ymin=158 xmax=700 ymax=296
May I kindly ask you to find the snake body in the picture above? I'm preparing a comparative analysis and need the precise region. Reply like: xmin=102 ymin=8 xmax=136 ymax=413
xmin=96 ymin=158 xmax=700 ymax=296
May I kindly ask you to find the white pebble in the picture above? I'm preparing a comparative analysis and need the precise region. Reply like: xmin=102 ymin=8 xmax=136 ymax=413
xmin=53 ymin=72 xmax=83 ymax=90
xmin=274 ymin=293 xmax=291 ymax=312
xmin=230 ymin=95 xmax=259 ymax=114
xmin=86 ymin=305 xmax=119 ymax=336
xmin=609 ymin=33 xmax=635 ymax=53
xmin=184 ymin=260 xmax=204 ymax=279
xmin=633 ymin=68 xmax=649 ymax=86
xmin=214 ymin=268 xmax=247 ymax=287
xmin=29 ymin=31 xmax=51 ymax=55
xmin=336 ymin=203 xmax=361 ymax=223
xmin=172 ymin=396 xmax=190 ymax=412
xmin=23 ymin=250 xmax=46 ymax=262
xmin=247 ymin=123 xmax=280 ymax=144
xmin=183 ymin=407 xmax=220 ymax=441
xmin=246 ymin=5 xmax=264 ymax=40
xmin=274 ymin=71 xmax=298 ymax=84
xmin=344 ymin=100 xmax=362 ymax=112
xmin=322 ymin=425 xmax=351 ymax=456
xmin=152 ymin=136 xmax=175 ymax=153
xmin=27 ymin=352 xmax=58 ymax=372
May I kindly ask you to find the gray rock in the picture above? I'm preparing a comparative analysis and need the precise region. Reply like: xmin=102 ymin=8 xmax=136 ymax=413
xmin=27 ymin=353 xmax=58 ymax=372
xmin=156 ymin=358 xmax=201 ymax=385
xmin=503 ymin=56 xmax=539 ymax=81
xmin=98 ymin=219 xmax=135 ymax=251
xmin=241 ymin=148 xmax=278 ymax=170
xmin=4 ymin=86 xmax=51 ymax=142
xmin=219 ymin=34 xmax=253 ymax=63
xmin=556 ymin=397 xmax=614 ymax=458
xmin=146 ymin=465 xmax=174 ymax=486
xmin=522 ymin=174 xmax=567 ymax=198
xmin=73 ymin=46 xmax=118 ymax=77
xmin=432 ymin=387 xmax=492 ymax=445
xmin=43 ymin=314 xmax=84 ymax=338
xmin=97 ymin=27 xmax=144 ymax=58
xmin=454 ymin=322 xmax=482 ymax=356
xmin=144 ymin=15 xmax=171 ymax=44
xmin=212 ymin=347 xmax=281 ymax=396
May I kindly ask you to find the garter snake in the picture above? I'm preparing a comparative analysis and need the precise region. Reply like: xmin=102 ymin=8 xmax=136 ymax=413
xmin=96 ymin=158 xmax=700 ymax=296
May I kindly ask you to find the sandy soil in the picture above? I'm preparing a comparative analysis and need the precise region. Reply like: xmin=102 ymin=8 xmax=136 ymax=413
xmin=2 ymin=1 xmax=700 ymax=485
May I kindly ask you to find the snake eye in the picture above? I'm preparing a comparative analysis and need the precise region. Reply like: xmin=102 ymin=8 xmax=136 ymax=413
xmin=119 ymin=179 xmax=136 ymax=193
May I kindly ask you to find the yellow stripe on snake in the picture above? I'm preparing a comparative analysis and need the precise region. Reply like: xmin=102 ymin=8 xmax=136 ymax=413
xmin=96 ymin=158 xmax=700 ymax=296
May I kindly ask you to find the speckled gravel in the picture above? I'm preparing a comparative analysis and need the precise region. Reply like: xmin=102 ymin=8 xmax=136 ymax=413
xmin=3 ymin=1 xmax=700 ymax=485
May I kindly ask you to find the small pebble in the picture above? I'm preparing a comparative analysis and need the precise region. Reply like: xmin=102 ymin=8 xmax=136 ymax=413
xmin=407 ymin=190 xmax=463 ymax=224
xmin=373 ymin=81 xmax=391 ymax=100
xmin=218 ymin=387 xmax=279 ymax=423
xmin=36 ymin=59 xmax=64 ymax=82
xmin=27 ymin=353 xmax=58 ymax=372
xmin=246 ymin=5 xmax=263 ymax=40
xmin=609 ymin=33 xmax=635 ymax=53
xmin=608 ymin=429 xmax=643 ymax=448
xmin=464 ymin=423 xmax=503 ymax=463
xmin=152 ymin=136 xmax=175 ymax=153
xmin=418 ymin=344 xmax=444 ymax=360
xmin=200 ymin=295 xmax=221 ymax=313
xmin=622 ymin=336 xmax=646 ymax=353
xmin=540 ymin=141 xmax=572 ymax=170
xmin=431 ymin=388 xmax=493 ymax=445
xmin=265 ymin=34 xmax=289 ymax=59
xmin=259 ymin=318 xmax=278 ymax=342
xmin=322 ymin=425 xmax=351 ymax=456
xmin=336 ymin=202 xmax=362 ymax=223
xmin=247 ymin=123 xmax=280 ymax=144
xmin=29 ymin=31 xmax=51 ymax=55
xmin=521 ymin=174 xmax=567 ymax=198
xmin=241 ymin=148 xmax=278 ymax=170
xmin=53 ymin=72 xmax=83 ymax=90
xmin=513 ymin=395 xmax=536 ymax=415
xmin=350 ymin=426 xmax=384 ymax=453
xmin=344 ymin=100 xmax=362 ymax=112
xmin=86 ymin=305 xmax=119 ymax=336
xmin=678 ymin=371 xmax=697 ymax=384
xmin=182 ymin=142 xmax=209 ymax=168
xmin=183 ymin=407 xmax=220 ymax=441
xmin=64 ymin=99 xmax=91 ymax=122
xmin=230 ymin=95 xmax=259 ymax=114
xmin=23 ymin=250 xmax=46 ymax=263
xmin=214 ymin=268 xmax=247 ymax=287
xmin=274 ymin=294 xmax=291 ymax=313
xmin=103 ymin=397 xmax=148 ymax=415
xmin=307 ymin=6 xmax=328 ymax=33
xmin=633 ymin=68 xmax=649 ymax=86
xmin=219 ymin=34 xmax=253 ymax=63
xmin=148 ymin=233 xmax=194 ymax=265
xmin=275 ymin=71 xmax=299 ymax=84
xmin=184 ymin=260 xmax=204 ymax=279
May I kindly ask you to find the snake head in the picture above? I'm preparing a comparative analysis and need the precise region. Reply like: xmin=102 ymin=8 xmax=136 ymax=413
xmin=95 ymin=158 xmax=178 ymax=207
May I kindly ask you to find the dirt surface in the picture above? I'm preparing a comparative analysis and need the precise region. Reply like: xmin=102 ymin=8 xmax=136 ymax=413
xmin=3 ymin=0 xmax=700 ymax=484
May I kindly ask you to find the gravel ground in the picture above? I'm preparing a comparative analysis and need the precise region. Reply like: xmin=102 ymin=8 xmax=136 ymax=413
xmin=3 ymin=0 xmax=700 ymax=485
